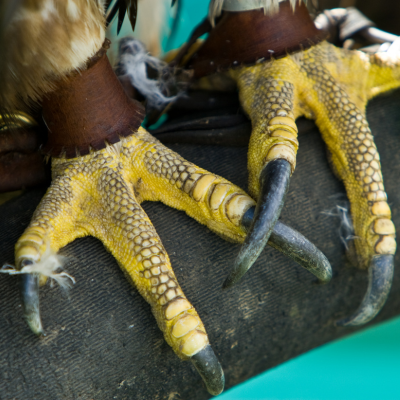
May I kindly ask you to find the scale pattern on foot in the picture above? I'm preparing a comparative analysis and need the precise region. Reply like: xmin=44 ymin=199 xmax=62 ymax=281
xmin=228 ymin=41 xmax=399 ymax=270
xmin=15 ymin=127 xmax=254 ymax=360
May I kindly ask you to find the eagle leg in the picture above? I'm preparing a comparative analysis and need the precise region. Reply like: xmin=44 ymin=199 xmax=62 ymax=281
xmin=232 ymin=40 xmax=400 ymax=324
xmin=168 ymin=2 xmax=400 ymax=325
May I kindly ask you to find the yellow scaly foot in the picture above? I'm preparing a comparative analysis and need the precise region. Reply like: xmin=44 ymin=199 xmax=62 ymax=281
xmin=7 ymin=127 xmax=266 ymax=395
xmin=219 ymin=40 xmax=400 ymax=324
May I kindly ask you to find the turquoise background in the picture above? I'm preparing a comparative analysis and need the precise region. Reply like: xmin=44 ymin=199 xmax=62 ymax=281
xmin=114 ymin=1 xmax=400 ymax=398
xmin=163 ymin=0 xmax=210 ymax=52
xmin=166 ymin=2 xmax=400 ymax=399
xmin=218 ymin=317 xmax=400 ymax=399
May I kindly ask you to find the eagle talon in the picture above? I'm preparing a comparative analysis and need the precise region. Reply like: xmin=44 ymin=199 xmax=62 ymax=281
xmin=20 ymin=269 xmax=43 ymax=336
xmin=237 ymin=200 xmax=332 ymax=286
xmin=168 ymin=0 xmax=400 ymax=322
xmin=167 ymin=0 xmax=400 ymax=324
xmin=224 ymin=158 xmax=291 ymax=288
xmin=336 ymin=254 xmax=394 ymax=327
xmin=191 ymin=345 xmax=225 ymax=396
xmin=13 ymin=126 xmax=262 ymax=395
xmin=268 ymin=221 xmax=332 ymax=285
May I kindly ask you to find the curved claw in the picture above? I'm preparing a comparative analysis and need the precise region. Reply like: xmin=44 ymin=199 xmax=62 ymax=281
xmin=223 ymin=159 xmax=291 ymax=288
xmin=336 ymin=254 xmax=394 ymax=327
xmin=191 ymin=345 xmax=225 ymax=396
xmin=20 ymin=260 xmax=43 ymax=335
xmin=242 ymin=207 xmax=332 ymax=284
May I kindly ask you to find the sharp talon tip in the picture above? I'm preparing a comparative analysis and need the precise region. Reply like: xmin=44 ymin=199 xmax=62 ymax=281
xmin=316 ymin=278 xmax=330 ymax=285
xmin=316 ymin=260 xmax=333 ymax=285
xmin=267 ymin=220 xmax=333 ymax=284
xmin=191 ymin=345 xmax=225 ymax=396
xmin=233 ymin=159 xmax=291 ymax=285
xmin=34 ymin=327 xmax=45 ymax=337
xmin=222 ymin=274 xmax=236 ymax=289
xmin=223 ymin=256 xmax=251 ymax=288
xmin=243 ymin=209 xmax=333 ymax=286
xmin=336 ymin=254 xmax=394 ymax=327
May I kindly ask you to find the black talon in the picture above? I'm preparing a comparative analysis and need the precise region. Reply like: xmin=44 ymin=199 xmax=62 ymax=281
xmin=267 ymin=221 xmax=333 ymax=284
xmin=242 ymin=207 xmax=332 ymax=284
xmin=336 ymin=254 xmax=394 ymax=327
xmin=20 ymin=260 xmax=43 ymax=335
xmin=223 ymin=159 xmax=292 ymax=288
xmin=191 ymin=345 xmax=225 ymax=396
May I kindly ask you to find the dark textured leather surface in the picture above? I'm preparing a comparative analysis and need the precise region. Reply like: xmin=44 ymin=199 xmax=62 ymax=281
xmin=1 ymin=90 xmax=400 ymax=400
xmin=42 ymin=50 xmax=145 ymax=158
xmin=187 ymin=2 xmax=324 ymax=77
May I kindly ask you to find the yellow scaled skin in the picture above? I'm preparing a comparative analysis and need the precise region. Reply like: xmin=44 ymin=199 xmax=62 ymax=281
xmin=224 ymin=41 xmax=400 ymax=269
xmin=15 ymin=127 xmax=255 ymax=358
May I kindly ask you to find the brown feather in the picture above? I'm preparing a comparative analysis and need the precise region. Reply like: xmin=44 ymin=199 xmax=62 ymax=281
xmin=0 ymin=0 xmax=106 ymax=114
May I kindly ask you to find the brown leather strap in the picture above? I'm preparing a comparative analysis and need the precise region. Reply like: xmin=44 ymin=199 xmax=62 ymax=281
xmin=42 ymin=40 xmax=145 ymax=158
xmin=186 ymin=1 xmax=326 ymax=78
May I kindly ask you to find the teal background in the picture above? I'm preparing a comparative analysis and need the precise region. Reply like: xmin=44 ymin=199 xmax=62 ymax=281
xmin=218 ymin=317 xmax=400 ymax=399
xmin=114 ymin=1 xmax=400 ymax=398
xmin=163 ymin=0 xmax=209 ymax=52
xmin=166 ymin=2 xmax=400 ymax=399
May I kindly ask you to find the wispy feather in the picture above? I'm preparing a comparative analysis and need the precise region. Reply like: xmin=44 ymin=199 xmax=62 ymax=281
xmin=116 ymin=38 xmax=180 ymax=111
xmin=321 ymin=195 xmax=359 ymax=250
xmin=1 ymin=246 xmax=75 ymax=290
